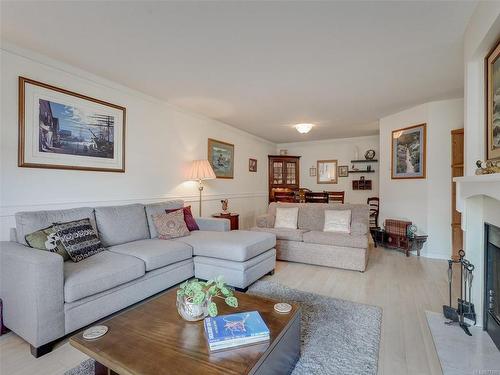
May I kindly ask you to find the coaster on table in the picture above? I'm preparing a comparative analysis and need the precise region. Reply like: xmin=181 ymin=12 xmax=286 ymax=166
xmin=83 ymin=325 xmax=108 ymax=340
xmin=274 ymin=302 xmax=292 ymax=314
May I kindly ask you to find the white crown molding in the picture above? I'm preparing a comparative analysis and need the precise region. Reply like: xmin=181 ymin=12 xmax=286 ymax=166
xmin=0 ymin=192 xmax=268 ymax=217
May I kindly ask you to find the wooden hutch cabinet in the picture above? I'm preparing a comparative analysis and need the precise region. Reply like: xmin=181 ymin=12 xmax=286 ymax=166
xmin=268 ymin=155 xmax=300 ymax=202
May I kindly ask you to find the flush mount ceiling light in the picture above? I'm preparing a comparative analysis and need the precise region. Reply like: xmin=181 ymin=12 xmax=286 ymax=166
xmin=294 ymin=123 xmax=314 ymax=134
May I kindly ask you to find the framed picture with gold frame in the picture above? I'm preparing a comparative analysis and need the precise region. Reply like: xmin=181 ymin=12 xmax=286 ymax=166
xmin=18 ymin=77 xmax=126 ymax=172
xmin=208 ymin=138 xmax=234 ymax=179
xmin=391 ymin=123 xmax=426 ymax=179
xmin=486 ymin=39 xmax=500 ymax=161
xmin=317 ymin=160 xmax=338 ymax=184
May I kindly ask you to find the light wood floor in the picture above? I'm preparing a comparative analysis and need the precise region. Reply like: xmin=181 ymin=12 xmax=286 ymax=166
xmin=0 ymin=246 xmax=450 ymax=375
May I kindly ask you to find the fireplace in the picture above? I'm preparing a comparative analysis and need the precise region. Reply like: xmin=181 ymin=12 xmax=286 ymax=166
xmin=485 ymin=223 xmax=500 ymax=350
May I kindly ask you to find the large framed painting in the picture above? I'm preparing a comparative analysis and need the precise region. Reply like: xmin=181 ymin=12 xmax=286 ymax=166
xmin=391 ymin=123 xmax=426 ymax=179
xmin=317 ymin=159 xmax=338 ymax=184
xmin=18 ymin=77 xmax=126 ymax=172
xmin=486 ymin=40 xmax=500 ymax=161
xmin=208 ymin=138 xmax=234 ymax=179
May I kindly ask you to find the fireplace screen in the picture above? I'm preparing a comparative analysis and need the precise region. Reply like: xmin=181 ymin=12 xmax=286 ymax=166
xmin=486 ymin=224 xmax=500 ymax=324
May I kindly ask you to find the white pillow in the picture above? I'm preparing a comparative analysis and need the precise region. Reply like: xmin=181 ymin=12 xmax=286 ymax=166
xmin=274 ymin=207 xmax=299 ymax=229
xmin=324 ymin=210 xmax=351 ymax=233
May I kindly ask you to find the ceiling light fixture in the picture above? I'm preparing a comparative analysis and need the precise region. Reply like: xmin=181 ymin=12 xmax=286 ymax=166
xmin=294 ymin=123 xmax=314 ymax=134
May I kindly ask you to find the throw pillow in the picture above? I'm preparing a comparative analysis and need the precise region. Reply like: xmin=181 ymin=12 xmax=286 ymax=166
xmin=152 ymin=210 xmax=190 ymax=239
xmin=324 ymin=210 xmax=352 ymax=233
xmin=165 ymin=205 xmax=199 ymax=231
xmin=53 ymin=218 xmax=105 ymax=262
xmin=274 ymin=207 xmax=299 ymax=229
xmin=25 ymin=225 xmax=70 ymax=261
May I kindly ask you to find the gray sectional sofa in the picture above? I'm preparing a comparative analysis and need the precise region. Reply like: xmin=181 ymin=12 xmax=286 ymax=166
xmin=0 ymin=200 xmax=276 ymax=357
xmin=252 ymin=202 xmax=369 ymax=272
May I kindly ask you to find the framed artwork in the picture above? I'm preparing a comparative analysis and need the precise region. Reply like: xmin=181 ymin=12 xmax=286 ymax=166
xmin=338 ymin=165 xmax=349 ymax=177
xmin=249 ymin=158 xmax=257 ymax=172
xmin=391 ymin=123 xmax=426 ymax=179
xmin=208 ymin=138 xmax=234 ymax=179
xmin=18 ymin=77 xmax=126 ymax=172
xmin=486 ymin=40 xmax=500 ymax=161
xmin=317 ymin=160 xmax=338 ymax=184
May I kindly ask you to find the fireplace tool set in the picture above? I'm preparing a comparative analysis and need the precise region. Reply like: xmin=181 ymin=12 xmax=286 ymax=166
xmin=443 ymin=250 xmax=476 ymax=336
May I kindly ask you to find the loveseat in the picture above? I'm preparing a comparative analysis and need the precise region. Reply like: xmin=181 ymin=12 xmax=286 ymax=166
xmin=252 ymin=202 xmax=369 ymax=272
xmin=0 ymin=200 xmax=275 ymax=357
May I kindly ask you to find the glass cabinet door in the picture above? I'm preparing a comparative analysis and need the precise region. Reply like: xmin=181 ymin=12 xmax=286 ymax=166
xmin=286 ymin=162 xmax=297 ymax=185
xmin=273 ymin=161 xmax=284 ymax=184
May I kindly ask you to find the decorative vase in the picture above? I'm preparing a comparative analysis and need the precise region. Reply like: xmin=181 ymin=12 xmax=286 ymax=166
xmin=176 ymin=293 xmax=211 ymax=321
xmin=221 ymin=199 xmax=229 ymax=214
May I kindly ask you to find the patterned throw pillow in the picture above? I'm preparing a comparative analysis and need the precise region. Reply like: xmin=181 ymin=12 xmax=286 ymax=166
xmin=53 ymin=218 xmax=105 ymax=262
xmin=152 ymin=210 xmax=190 ymax=240
xmin=165 ymin=205 xmax=199 ymax=231
xmin=25 ymin=225 xmax=70 ymax=261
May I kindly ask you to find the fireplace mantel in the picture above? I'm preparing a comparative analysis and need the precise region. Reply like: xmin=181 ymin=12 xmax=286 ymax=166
xmin=454 ymin=174 xmax=500 ymax=213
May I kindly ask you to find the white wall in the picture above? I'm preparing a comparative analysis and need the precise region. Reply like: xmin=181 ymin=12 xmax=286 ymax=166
xmin=463 ymin=2 xmax=500 ymax=175
xmin=379 ymin=99 xmax=464 ymax=259
xmin=276 ymin=135 xmax=379 ymax=204
xmin=0 ymin=45 xmax=276 ymax=239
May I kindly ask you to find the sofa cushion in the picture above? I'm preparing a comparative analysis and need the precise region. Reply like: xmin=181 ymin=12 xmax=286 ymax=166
xmin=251 ymin=227 xmax=307 ymax=242
xmin=324 ymin=210 xmax=351 ymax=233
xmin=274 ymin=207 xmax=299 ymax=229
xmin=25 ymin=225 xmax=70 ymax=261
xmin=108 ymin=239 xmax=193 ymax=271
xmin=302 ymin=231 xmax=368 ymax=249
xmin=152 ymin=210 xmax=190 ymax=240
xmin=144 ymin=200 xmax=184 ymax=238
xmin=54 ymin=218 xmax=105 ymax=262
xmin=174 ymin=230 xmax=276 ymax=262
xmin=165 ymin=206 xmax=199 ymax=231
xmin=64 ymin=250 xmax=145 ymax=303
xmin=94 ymin=204 xmax=149 ymax=247
xmin=15 ymin=207 xmax=96 ymax=246
xmin=267 ymin=202 xmax=369 ymax=235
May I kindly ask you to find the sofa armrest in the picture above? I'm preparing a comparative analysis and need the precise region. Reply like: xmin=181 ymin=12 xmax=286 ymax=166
xmin=0 ymin=241 xmax=65 ymax=347
xmin=256 ymin=214 xmax=273 ymax=228
xmin=195 ymin=217 xmax=230 ymax=232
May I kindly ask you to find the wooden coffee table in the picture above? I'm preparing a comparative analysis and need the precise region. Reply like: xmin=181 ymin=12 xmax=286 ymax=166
xmin=70 ymin=289 xmax=301 ymax=375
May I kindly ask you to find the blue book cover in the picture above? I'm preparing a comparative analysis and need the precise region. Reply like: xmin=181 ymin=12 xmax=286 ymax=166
xmin=204 ymin=311 xmax=269 ymax=344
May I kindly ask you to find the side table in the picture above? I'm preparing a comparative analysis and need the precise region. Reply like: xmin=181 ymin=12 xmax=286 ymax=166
xmin=212 ymin=213 xmax=239 ymax=230
xmin=370 ymin=227 xmax=428 ymax=257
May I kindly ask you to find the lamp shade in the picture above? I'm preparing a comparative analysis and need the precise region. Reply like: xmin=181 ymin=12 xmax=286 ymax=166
xmin=187 ymin=160 xmax=216 ymax=181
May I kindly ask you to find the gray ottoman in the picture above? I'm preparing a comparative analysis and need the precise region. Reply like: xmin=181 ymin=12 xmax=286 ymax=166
xmin=175 ymin=230 xmax=276 ymax=289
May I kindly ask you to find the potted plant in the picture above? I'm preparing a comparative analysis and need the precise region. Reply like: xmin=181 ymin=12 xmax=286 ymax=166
xmin=176 ymin=276 xmax=238 ymax=321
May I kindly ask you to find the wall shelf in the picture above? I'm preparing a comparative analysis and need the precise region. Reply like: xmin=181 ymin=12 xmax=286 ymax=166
xmin=348 ymin=170 xmax=375 ymax=173
xmin=350 ymin=159 xmax=378 ymax=163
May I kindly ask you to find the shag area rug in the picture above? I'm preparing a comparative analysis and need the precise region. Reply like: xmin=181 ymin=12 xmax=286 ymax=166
xmin=65 ymin=280 xmax=382 ymax=375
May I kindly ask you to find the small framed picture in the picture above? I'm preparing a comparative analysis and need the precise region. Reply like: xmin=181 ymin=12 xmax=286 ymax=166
xmin=338 ymin=165 xmax=349 ymax=177
xmin=249 ymin=158 xmax=257 ymax=172
xmin=317 ymin=160 xmax=338 ymax=184
xmin=309 ymin=166 xmax=317 ymax=177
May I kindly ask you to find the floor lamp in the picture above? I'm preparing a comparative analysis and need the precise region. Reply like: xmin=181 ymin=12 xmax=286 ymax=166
xmin=187 ymin=160 xmax=216 ymax=217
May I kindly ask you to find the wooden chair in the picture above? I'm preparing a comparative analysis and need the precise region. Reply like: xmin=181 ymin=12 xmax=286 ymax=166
xmin=297 ymin=188 xmax=311 ymax=203
xmin=325 ymin=191 xmax=345 ymax=204
xmin=272 ymin=188 xmax=296 ymax=203
xmin=367 ymin=197 xmax=380 ymax=228
xmin=305 ymin=192 xmax=329 ymax=203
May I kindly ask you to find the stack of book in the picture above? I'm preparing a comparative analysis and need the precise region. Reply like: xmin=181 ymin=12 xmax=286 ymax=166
xmin=203 ymin=311 xmax=270 ymax=352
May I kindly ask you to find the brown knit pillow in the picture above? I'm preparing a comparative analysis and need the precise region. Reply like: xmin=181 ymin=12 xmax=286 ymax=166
xmin=152 ymin=210 xmax=190 ymax=239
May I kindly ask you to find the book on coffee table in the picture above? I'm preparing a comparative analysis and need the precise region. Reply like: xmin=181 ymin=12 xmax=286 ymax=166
xmin=204 ymin=311 xmax=270 ymax=352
